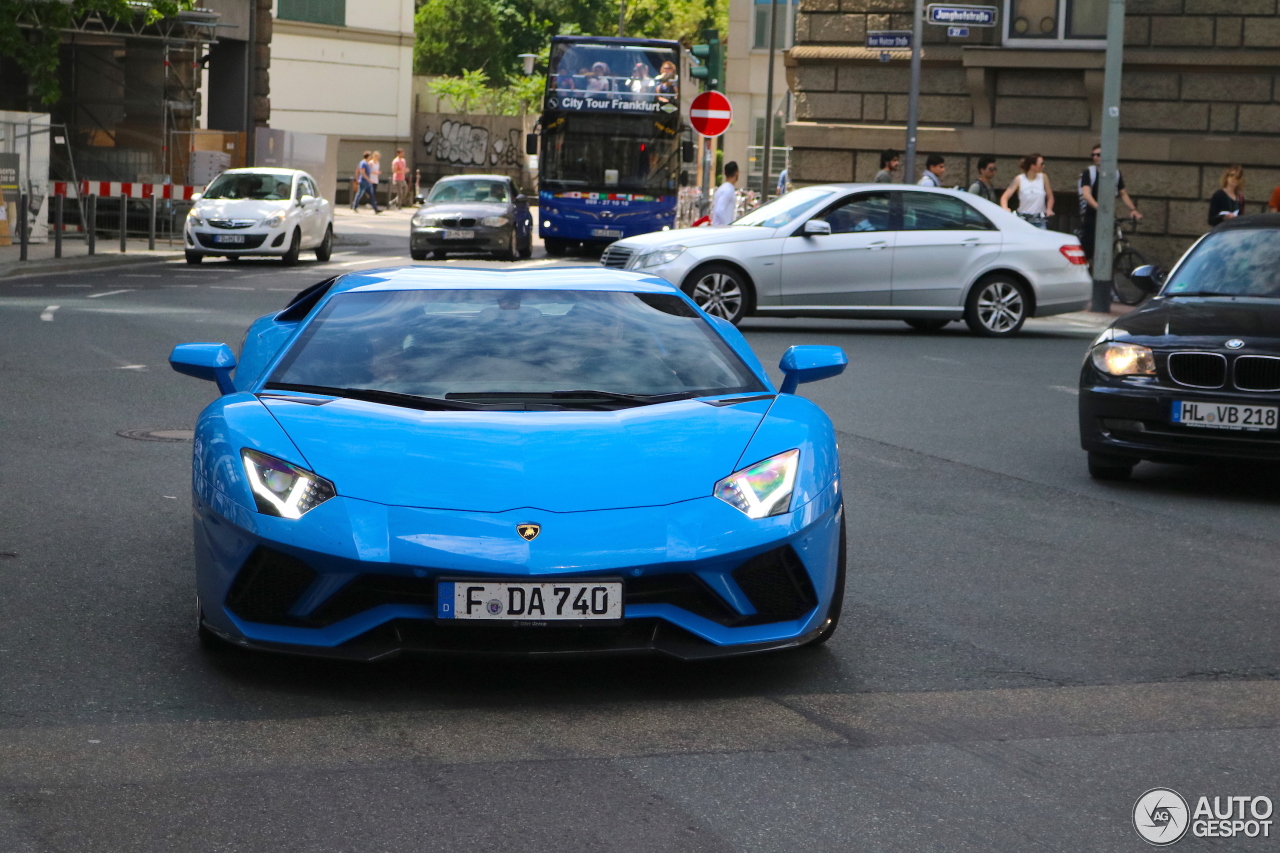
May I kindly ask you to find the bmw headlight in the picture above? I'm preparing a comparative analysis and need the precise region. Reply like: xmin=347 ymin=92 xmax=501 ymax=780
xmin=482 ymin=215 xmax=510 ymax=227
xmin=713 ymin=450 xmax=799 ymax=519
xmin=1091 ymin=342 xmax=1156 ymax=376
xmin=187 ymin=208 xmax=204 ymax=226
xmin=629 ymin=245 xmax=686 ymax=269
xmin=241 ymin=449 xmax=336 ymax=519
xmin=413 ymin=212 xmax=438 ymax=227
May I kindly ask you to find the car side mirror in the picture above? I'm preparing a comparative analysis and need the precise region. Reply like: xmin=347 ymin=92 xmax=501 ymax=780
xmin=1131 ymin=264 xmax=1165 ymax=294
xmin=191 ymin=192 xmax=203 ymax=202
xmin=778 ymin=345 xmax=848 ymax=394
xmin=525 ymin=133 xmax=538 ymax=156
xmin=682 ymin=140 xmax=695 ymax=163
xmin=802 ymin=220 xmax=832 ymax=237
xmin=299 ymin=194 xmax=315 ymax=205
xmin=170 ymin=343 xmax=237 ymax=395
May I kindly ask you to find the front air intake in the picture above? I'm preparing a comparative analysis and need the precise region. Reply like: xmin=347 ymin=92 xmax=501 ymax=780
xmin=225 ymin=547 xmax=317 ymax=623
xmin=731 ymin=546 xmax=818 ymax=622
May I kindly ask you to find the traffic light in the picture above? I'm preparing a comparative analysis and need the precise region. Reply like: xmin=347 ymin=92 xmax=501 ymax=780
xmin=690 ymin=29 xmax=723 ymax=91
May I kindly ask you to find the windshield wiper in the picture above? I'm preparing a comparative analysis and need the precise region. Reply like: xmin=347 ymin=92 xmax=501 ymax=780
xmin=446 ymin=389 xmax=698 ymax=408
xmin=263 ymin=383 xmax=497 ymax=411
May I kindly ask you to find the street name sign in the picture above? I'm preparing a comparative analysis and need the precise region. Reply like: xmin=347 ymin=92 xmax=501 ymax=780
xmin=866 ymin=30 xmax=912 ymax=49
xmin=926 ymin=4 xmax=998 ymax=26
xmin=689 ymin=90 xmax=732 ymax=138
xmin=947 ymin=26 xmax=970 ymax=36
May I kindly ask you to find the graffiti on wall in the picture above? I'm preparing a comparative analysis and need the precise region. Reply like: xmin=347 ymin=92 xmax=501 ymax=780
xmin=420 ymin=119 xmax=525 ymax=168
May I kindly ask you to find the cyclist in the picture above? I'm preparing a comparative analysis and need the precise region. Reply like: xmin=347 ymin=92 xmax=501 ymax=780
xmin=1078 ymin=143 xmax=1142 ymax=268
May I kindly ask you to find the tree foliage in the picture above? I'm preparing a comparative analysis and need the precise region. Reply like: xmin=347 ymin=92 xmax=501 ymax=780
xmin=427 ymin=69 xmax=544 ymax=116
xmin=0 ymin=0 xmax=193 ymax=105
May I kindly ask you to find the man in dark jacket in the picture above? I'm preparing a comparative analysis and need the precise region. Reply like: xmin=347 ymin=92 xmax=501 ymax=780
xmin=1079 ymin=143 xmax=1141 ymax=264
xmin=968 ymin=156 xmax=996 ymax=202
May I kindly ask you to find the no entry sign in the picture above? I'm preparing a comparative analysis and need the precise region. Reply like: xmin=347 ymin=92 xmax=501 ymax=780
xmin=690 ymin=91 xmax=732 ymax=138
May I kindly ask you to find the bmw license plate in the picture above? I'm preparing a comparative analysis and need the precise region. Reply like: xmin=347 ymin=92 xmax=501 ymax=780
xmin=592 ymin=228 xmax=623 ymax=239
xmin=213 ymin=234 xmax=246 ymax=244
xmin=437 ymin=580 xmax=623 ymax=621
xmin=443 ymin=229 xmax=475 ymax=240
xmin=1172 ymin=400 xmax=1278 ymax=431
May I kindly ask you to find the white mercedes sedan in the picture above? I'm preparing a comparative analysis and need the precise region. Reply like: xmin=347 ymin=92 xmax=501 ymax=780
xmin=185 ymin=168 xmax=333 ymax=265
xmin=600 ymin=184 xmax=1091 ymax=336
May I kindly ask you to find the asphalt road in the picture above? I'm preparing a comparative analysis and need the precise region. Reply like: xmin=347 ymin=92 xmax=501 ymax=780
xmin=1 ymin=212 xmax=1278 ymax=852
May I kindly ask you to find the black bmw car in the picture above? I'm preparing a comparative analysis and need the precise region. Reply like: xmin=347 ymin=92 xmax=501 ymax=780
xmin=1080 ymin=215 xmax=1280 ymax=480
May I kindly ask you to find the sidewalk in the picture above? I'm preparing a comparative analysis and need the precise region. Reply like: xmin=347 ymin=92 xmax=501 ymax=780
xmin=0 ymin=236 xmax=184 ymax=279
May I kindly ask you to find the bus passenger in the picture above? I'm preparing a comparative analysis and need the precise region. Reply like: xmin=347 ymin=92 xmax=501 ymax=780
xmin=587 ymin=62 xmax=614 ymax=92
xmin=628 ymin=63 xmax=653 ymax=98
xmin=655 ymin=61 xmax=678 ymax=104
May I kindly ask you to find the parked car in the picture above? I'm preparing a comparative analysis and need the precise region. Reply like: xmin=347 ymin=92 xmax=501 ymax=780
xmin=185 ymin=168 xmax=333 ymax=265
xmin=1079 ymin=215 xmax=1280 ymax=480
xmin=410 ymin=175 xmax=533 ymax=261
xmin=169 ymin=267 xmax=848 ymax=660
xmin=600 ymin=184 xmax=1092 ymax=336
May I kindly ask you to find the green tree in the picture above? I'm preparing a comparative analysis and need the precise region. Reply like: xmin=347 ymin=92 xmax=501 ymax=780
xmin=414 ymin=0 xmax=510 ymax=83
xmin=0 ymin=0 xmax=193 ymax=104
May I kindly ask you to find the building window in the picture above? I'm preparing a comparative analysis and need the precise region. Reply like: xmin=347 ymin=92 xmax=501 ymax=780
xmin=1005 ymin=0 xmax=1105 ymax=45
xmin=753 ymin=0 xmax=797 ymax=50
xmin=277 ymin=0 xmax=346 ymax=26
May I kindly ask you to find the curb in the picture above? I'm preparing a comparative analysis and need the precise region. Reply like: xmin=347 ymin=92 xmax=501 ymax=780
xmin=0 ymin=250 xmax=185 ymax=280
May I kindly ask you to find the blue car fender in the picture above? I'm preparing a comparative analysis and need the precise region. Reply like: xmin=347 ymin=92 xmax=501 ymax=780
xmin=735 ymin=394 xmax=839 ymax=513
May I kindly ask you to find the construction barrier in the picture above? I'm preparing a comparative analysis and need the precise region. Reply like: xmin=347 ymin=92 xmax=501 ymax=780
xmin=51 ymin=181 xmax=200 ymax=200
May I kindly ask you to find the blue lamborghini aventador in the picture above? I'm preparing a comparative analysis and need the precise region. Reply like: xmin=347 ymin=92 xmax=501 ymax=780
xmin=170 ymin=267 xmax=847 ymax=660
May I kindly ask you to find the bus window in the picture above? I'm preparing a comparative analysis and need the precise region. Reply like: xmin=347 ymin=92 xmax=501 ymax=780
xmin=547 ymin=41 xmax=678 ymax=114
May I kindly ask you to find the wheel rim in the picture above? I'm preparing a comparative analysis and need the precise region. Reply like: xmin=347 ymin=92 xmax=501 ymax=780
xmin=691 ymin=272 xmax=743 ymax=320
xmin=976 ymin=281 xmax=1024 ymax=332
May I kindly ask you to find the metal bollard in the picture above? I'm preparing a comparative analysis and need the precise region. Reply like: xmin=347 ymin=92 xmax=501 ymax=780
xmin=87 ymin=194 xmax=97 ymax=255
xmin=54 ymin=193 xmax=63 ymax=258
xmin=18 ymin=194 xmax=28 ymax=261
xmin=148 ymin=194 xmax=156 ymax=251
xmin=119 ymin=193 xmax=127 ymax=253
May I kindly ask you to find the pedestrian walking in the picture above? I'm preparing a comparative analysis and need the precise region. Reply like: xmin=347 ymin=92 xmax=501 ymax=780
xmin=968 ymin=156 xmax=997 ymax=202
xmin=711 ymin=161 xmax=740 ymax=226
xmin=1209 ymin=165 xmax=1245 ymax=225
xmin=351 ymin=151 xmax=380 ymax=213
xmin=1078 ymin=143 xmax=1141 ymax=264
xmin=369 ymin=151 xmax=383 ymax=214
xmin=874 ymin=149 xmax=899 ymax=183
xmin=917 ymin=154 xmax=946 ymax=187
xmin=776 ymin=166 xmax=790 ymax=197
xmin=1000 ymin=153 xmax=1053 ymax=228
xmin=390 ymin=148 xmax=409 ymax=210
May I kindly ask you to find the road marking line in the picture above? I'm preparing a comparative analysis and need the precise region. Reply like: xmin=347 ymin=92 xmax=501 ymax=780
xmin=55 ymin=284 xmax=91 ymax=288
xmin=163 ymin=285 xmax=198 ymax=288
xmin=115 ymin=364 xmax=147 ymax=370
xmin=266 ymin=288 xmax=297 ymax=292
xmin=1050 ymin=385 xmax=1080 ymax=395
xmin=121 ymin=274 xmax=161 ymax=278
xmin=87 ymin=289 xmax=135 ymax=299
xmin=39 ymin=305 xmax=59 ymax=321
xmin=209 ymin=285 xmax=254 ymax=290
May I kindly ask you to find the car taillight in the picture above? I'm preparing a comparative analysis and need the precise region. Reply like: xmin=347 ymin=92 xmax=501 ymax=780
xmin=1060 ymin=244 xmax=1087 ymax=265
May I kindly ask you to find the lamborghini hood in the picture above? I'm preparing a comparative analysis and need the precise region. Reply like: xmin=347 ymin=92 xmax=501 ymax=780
xmin=261 ymin=396 xmax=771 ymax=513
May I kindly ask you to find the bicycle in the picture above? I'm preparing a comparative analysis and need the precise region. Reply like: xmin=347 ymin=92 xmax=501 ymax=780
xmin=1109 ymin=217 xmax=1149 ymax=306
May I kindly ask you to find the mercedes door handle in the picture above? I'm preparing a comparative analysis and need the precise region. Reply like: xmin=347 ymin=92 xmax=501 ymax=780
xmin=866 ymin=241 xmax=888 ymax=250
xmin=961 ymin=238 xmax=982 ymax=247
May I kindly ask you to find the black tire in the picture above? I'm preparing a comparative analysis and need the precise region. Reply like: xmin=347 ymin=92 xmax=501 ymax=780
xmin=808 ymin=518 xmax=846 ymax=646
xmin=315 ymin=225 xmax=333 ymax=262
xmin=682 ymin=263 xmax=753 ymax=325
xmin=226 ymin=254 xmax=240 ymax=263
xmin=964 ymin=275 xmax=1030 ymax=337
xmin=280 ymin=229 xmax=301 ymax=266
xmin=544 ymin=237 xmax=569 ymax=256
xmin=410 ymin=248 xmax=428 ymax=261
xmin=1112 ymin=248 xmax=1149 ymax=306
xmin=430 ymin=249 xmax=447 ymax=260
xmin=1088 ymin=451 xmax=1136 ymax=481
xmin=497 ymin=228 xmax=518 ymax=262
xmin=184 ymin=251 xmax=202 ymax=265
xmin=518 ymin=232 xmax=532 ymax=259
xmin=904 ymin=319 xmax=950 ymax=332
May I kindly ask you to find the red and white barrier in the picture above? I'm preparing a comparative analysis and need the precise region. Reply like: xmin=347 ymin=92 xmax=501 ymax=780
xmin=51 ymin=181 xmax=200 ymax=200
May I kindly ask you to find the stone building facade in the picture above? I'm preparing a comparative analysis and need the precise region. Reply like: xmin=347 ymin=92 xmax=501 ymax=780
xmin=785 ymin=0 xmax=1280 ymax=265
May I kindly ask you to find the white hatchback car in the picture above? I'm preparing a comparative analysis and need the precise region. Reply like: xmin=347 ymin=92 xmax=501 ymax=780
xmin=185 ymin=168 xmax=333 ymax=265
xmin=601 ymin=184 xmax=1092 ymax=336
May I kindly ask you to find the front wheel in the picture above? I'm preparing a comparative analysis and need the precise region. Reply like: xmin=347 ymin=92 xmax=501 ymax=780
xmin=184 ymin=251 xmax=202 ymax=265
xmin=410 ymin=248 xmax=428 ymax=261
xmin=497 ymin=228 xmax=518 ymax=262
xmin=314 ymin=225 xmax=333 ymax=262
xmin=682 ymin=263 xmax=752 ymax=325
xmin=964 ymin=276 xmax=1030 ymax=337
xmin=1112 ymin=249 xmax=1149 ymax=306
xmin=1088 ymin=451 xmax=1136 ymax=481
xmin=280 ymin=229 xmax=301 ymax=266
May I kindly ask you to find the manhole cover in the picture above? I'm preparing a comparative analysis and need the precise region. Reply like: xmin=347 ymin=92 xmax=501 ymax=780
xmin=117 ymin=429 xmax=194 ymax=442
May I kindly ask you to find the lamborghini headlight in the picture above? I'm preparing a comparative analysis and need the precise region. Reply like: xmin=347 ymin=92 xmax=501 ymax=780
xmin=713 ymin=449 xmax=799 ymax=519
xmin=260 ymin=210 xmax=287 ymax=228
xmin=629 ymin=245 xmax=686 ymax=269
xmin=1091 ymin=342 xmax=1156 ymax=376
xmin=241 ymin=449 xmax=336 ymax=519
xmin=482 ymin=215 xmax=510 ymax=227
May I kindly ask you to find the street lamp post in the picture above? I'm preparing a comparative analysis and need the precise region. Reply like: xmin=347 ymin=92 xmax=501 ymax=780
xmin=518 ymin=54 xmax=538 ymax=77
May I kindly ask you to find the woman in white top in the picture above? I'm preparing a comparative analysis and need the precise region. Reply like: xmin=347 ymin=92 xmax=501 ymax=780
xmin=999 ymin=153 xmax=1054 ymax=229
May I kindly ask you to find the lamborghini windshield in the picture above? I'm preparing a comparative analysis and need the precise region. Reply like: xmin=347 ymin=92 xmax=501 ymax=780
xmin=266 ymin=289 xmax=765 ymax=404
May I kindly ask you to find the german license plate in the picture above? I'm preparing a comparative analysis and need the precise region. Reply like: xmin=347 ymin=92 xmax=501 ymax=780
xmin=213 ymin=234 xmax=246 ymax=244
xmin=443 ymin=229 xmax=475 ymax=240
xmin=592 ymin=228 xmax=623 ymax=239
xmin=1172 ymin=400 xmax=1279 ymax=431
xmin=437 ymin=580 xmax=623 ymax=621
